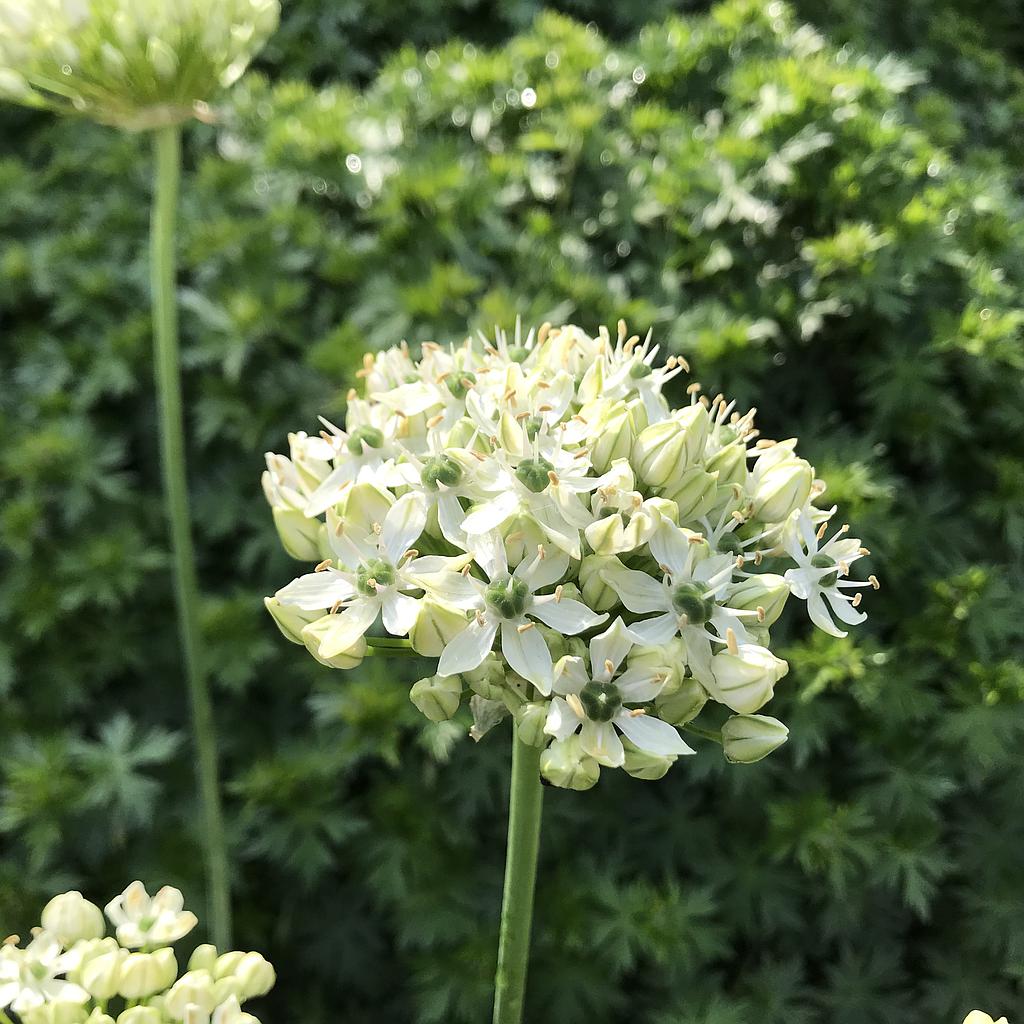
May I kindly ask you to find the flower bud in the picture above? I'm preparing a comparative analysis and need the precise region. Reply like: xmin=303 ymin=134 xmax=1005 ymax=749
xmin=707 ymin=644 xmax=789 ymax=714
xmin=119 ymin=949 xmax=177 ymax=1000
xmin=41 ymin=891 xmax=106 ymax=946
xmin=116 ymin=1009 xmax=161 ymax=1024
xmin=188 ymin=945 xmax=218 ymax=973
xmin=300 ymin=616 xmax=367 ymax=670
xmin=590 ymin=405 xmax=636 ymax=474
xmin=336 ymin=481 xmax=394 ymax=535
xmin=721 ymin=715 xmax=789 ymax=764
xmin=20 ymin=1004 xmax=89 ymax=1024
xmin=726 ymin=574 xmax=790 ymax=626
xmin=263 ymin=597 xmax=321 ymax=645
xmin=81 ymin=949 xmax=125 ymax=1001
xmin=86 ymin=1011 xmax=116 ymax=1024
xmin=409 ymin=600 xmax=468 ymax=657
xmin=270 ymin=508 xmax=323 ymax=562
xmin=626 ymin=639 xmax=687 ymax=694
xmin=579 ymin=555 xmax=621 ymax=612
xmin=211 ymin=946 xmax=243 ymax=978
xmin=213 ymin=975 xmax=244 ymax=1005
xmin=750 ymin=447 xmax=813 ymax=523
xmin=622 ymin=742 xmax=675 ymax=781
xmin=514 ymin=702 xmax=549 ymax=748
xmin=234 ymin=952 xmax=276 ymax=1000
xmin=663 ymin=466 xmax=718 ymax=521
xmin=705 ymin=441 xmax=748 ymax=488
xmin=537 ymin=624 xmax=586 ymax=663
xmin=540 ymin=736 xmax=600 ymax=791
xmin=502 ymin=514 xmax=548 ymax=566
xmin=463 ymin=656 xmax=508 ymax=701
xmin=655 ymin=677 xmax=708 ymax=725
xmin=165 ymin=970 xmax=216 ymax=1020
xmin=962 ymin=1014 xmax=1009 ymax=1024
xmin=410 ymin=675 xmax=462 ymax=722
xmin=632 ymin=405 xmax=710 ymax=490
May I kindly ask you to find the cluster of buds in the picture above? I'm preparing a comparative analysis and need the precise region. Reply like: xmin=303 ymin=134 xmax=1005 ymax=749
xmin=264 ymin=321 xmax=876 ymax=789
xmin=0 ymin=0 xmax=279 ymax=129
xmin=0 ymin=884 xmax=274 ymax=1024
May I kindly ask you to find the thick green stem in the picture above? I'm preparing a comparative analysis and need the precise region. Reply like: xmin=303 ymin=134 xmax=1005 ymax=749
xmin=492 ymin=727 xmax=545 ymax=1024
xmin=150 ymin=124 xmax=231 ymax=948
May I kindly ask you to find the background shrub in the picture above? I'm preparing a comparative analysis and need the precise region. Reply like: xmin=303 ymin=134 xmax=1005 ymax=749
xmin=1 ymin=1 xmax=1022 ymax=1021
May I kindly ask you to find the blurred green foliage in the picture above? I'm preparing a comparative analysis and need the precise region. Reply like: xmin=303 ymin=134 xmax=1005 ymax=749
xmin=2 ymin=0 xmax=1023 ymax=1022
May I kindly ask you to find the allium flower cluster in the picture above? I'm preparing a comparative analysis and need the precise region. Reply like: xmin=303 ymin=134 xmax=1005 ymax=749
xmin=0 ymin=0 xmax=279 ymax=129
xmin=0 ymin=884 xmax=274 ymax=1024
xmin=264 ymin=322 xmax=876 ymax=789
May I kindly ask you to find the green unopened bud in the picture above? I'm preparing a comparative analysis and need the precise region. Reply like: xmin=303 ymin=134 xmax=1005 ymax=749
xmin=721 ymin=714 xmax=789 ymax=763
xmin=41 ymin=891 xmax=105 ymax=946
xmin=234 ymin=951 xmax=276 ymax=999
xmin=540 ymin=736 xmax=601 ymax=791
xmin=579 ymin=555 xmax=620 ymax=612
xmin=264 ymin=596 xmax=321 ymax=645
xmin=655 ymin=677 xmax=708 ymax=725
xmin=410 ymin=675 xmax=462 ymax=722
xmin=86 ymin=1011 xmax=115 ymax=1024
xmin=590 ymin=406 xmax=636 ymax=474
xmin=462 ymin=655 xmax=507 ymax=700
xmin=300 ymin=617 xmax=367 ymax=669
xmin=626 ymin=638 xmax=687 ymax=693
xmin=410 ymin=599 xmax=469 ymax=657
xmin=81 ymin=949 xmax=125 ymax=1001
xmin=116 ymin=1010 xmax=161 ymax=1024
xmin=750 ymin=451 xmax=813 ymax=523
xmin=706 ymin=441 xmax=748 ymax=488
xmin=213 ymin=976 xmax=244 ymax=1006
xmin=21 ymin=1004 xmax=89 ymax=1024
xmin=337 ymin=480 xmax=393 ymax=533
xmin=537 ymin=623 xmax=586 ymax=663
xmin=514 ymin=702 xmax=549 ymax=747
xmin=165 ymin=970 xmax=216 ymax=1020
xmin=622 ymin=742 xmax=675 ymax=780
xmin=188 ymin=945 xmax=218 ymax=973
xmin=119 ymin=948 xmax=177 ymax=1000
xmin=632 ymin=404 xmax=710 ymax=490
xmin=727 ymin=574 xmax=790 ymax=626
xmin=213 ymin=952 xmax=244 ymax=980
xmin=664 ymin=466 xmax=718 ymax=522
xmin=707 ymin=644 xmax=788 ymax=714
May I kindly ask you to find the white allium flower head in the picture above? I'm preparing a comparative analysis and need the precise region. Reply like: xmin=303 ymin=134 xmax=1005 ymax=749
xmin=0 ymin=0 xmax=279 ymax=129
xmin=265 ymin=319 xmax=876 ymax=788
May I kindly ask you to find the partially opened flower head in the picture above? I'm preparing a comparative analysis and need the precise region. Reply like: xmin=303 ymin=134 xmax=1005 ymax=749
xmin=0 ymin=0 xmax=279 ymax=129
xmin=264 ymin=320 xmax=876 ymax=789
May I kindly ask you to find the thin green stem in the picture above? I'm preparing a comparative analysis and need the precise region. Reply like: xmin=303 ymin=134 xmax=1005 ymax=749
xmin=150 ymin=124 xmax=231 ymax=948
xmin=492 ymin=726 xmax=545 ymax=1024
xmin=683 ymin=723 xmax=724 ymax=744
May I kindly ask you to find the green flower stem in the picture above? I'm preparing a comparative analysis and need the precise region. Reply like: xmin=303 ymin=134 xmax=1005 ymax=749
xmin=683 ymin=723 xmax=724 ymax=744
xmin=0 ymin=1010 xmax=15 ymax=1024
xmin=151 ymin=123 xmax=231 ymax=949
xmin=492 ymin=725 xmax=545 ymax=1024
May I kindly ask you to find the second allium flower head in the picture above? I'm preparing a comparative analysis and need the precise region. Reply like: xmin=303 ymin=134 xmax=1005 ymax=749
xmin=264 ymin=321 xmax=876 ymax=789
xmin=0 ymin=0 xmax=279 ymax=129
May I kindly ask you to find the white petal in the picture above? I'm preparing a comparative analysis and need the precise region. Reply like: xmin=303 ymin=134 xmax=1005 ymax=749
xmin=628 ymin=612 xmax=679 ymax=645
xmin=515 ymin=547 xmax=570 ymax=590
xmin=615 ymin=712 xmax=694 ymax=756
xmin=462 ymin=491 xmax=520 ymax=535
xmin=614 ymin=667 xmax=664 ymax=702
xmin=588 ymin=617 xmax=636 ymax=679
xmin=600 ymin=564 xmax=668 ymax=613
xmin=437 ymin=490 xmax=469 ymax=547
xmin=579 ymin=720 xmax=625 ymax=767
xmin=317 ymin=597 xmax=380 ymax=657
xmin=438 ymin=616 xmax=498 ymax=676
xmin=530 ymin=596 xmax=608 ymax=634
xmin=382 ymin=591 xmax=420 ymax=636
xmin=544 ymin=696 xmax=582 ymax=741
xmin=470 ymin=529 xmax=509 ymax=580
xmin=552 ymin=655 xmax=589 ymax=695
xmin=382 ymin=492 xmax=427 ymax=562
xmin=826 ymin=590 xmax=868 ymax=627
xmin=275 ymin=570 xmax=355 ymax=611
xmin=500 ymin=619 xmax=554 ymax=695
xmin=304 ymin=465 xmax=353 ymax=517
xmin=648 ymin=520 xmax=690 ymax=575
xmin=806 ymin=591 xmax=847 ymax=637
xmin=411 ymin=570 xmax=481 ymax=609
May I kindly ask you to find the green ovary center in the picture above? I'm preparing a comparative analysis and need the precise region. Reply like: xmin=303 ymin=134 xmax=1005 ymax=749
xmin=421 ymin=453 xmax=463 ymax=490
xmin=484 ymin=576 xmax=530 ymax=619
xmin=515 ymin=456 xmax=554 ymax=494
xmin=580 ymin=680 xmax=623 ymax=723
xmin=347 ymin=425 xmax=385 ymax=455
xmin=671 ymin=582 xmax=715 ymax=624
xmin=810 ymin=553 xmax=839 ymax=587
xmin=356 ymin=557 xmax=396 ymax=595
xmin=447 ymin=370 xmax=477 ymax=399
